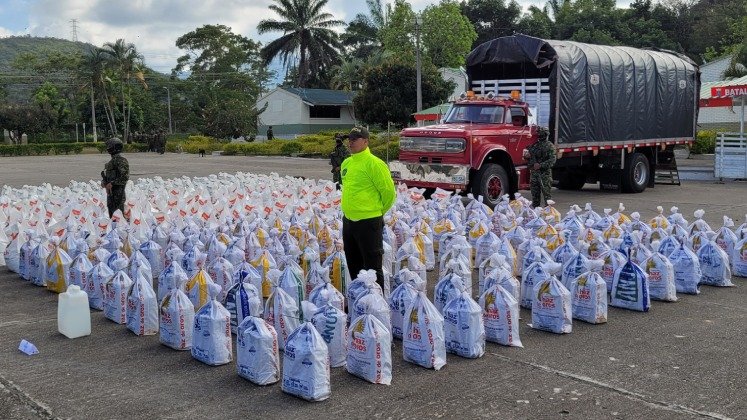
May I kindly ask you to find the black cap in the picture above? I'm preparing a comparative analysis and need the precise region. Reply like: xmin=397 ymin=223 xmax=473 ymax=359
xmin=348 ymin=126 xmax=369 ymax=141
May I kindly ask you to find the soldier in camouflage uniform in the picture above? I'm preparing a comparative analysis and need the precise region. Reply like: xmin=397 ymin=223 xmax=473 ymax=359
xmin=101 ymin=137 xmax=130 ymax=218
xmin=524 ymin=127 xmax=556 ymax=208
xmin=329 ymin=133 xmax=350 ymax=188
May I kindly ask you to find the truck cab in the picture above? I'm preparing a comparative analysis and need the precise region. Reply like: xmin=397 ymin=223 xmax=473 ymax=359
xmin=390 ymin=91 xmax=536 ymax=207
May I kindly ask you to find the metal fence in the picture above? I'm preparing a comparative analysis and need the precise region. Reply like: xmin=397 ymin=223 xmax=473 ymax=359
xmin=715 ymin=132 xmax=747 ymax=179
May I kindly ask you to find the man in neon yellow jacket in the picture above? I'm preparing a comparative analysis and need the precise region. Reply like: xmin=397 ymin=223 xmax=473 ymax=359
xmin=341 ymin=126 xmax=396 ymax=289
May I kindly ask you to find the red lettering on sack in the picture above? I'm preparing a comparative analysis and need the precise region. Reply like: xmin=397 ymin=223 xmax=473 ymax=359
xmin=541 ymin=296 xmax=556 ymax=309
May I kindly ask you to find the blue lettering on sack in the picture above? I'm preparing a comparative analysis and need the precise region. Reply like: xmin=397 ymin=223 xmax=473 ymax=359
xmin=321 ymin=307 xmax=337 ymax=343
xmin=239 ymin=285 xmax=250 ymax=319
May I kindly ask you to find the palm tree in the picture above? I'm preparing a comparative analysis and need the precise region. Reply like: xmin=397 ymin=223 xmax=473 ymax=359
xmin=258 ymin=0 xmax=344 ymax=87
xmin=330 ymin=59 xmax=362 ymax=91
xmin=82 ymin=47 xmax=118 ymax=136
xmin=101 ymin=39 xmax=146 ymax=142
xmin=341 ymin=0 xmax=387 ymax=60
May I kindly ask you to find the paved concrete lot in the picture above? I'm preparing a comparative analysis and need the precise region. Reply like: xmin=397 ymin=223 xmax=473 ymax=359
xmin=1 ymin=153 xmax=746 ymax=419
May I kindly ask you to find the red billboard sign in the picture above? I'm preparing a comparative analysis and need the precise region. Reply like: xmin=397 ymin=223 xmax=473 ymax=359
xmin=711 ymin=84 xmax=747 ymax=98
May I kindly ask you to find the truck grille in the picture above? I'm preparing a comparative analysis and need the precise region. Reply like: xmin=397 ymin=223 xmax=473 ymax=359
xmin=399 ymin=137 xmax=466 ymax=153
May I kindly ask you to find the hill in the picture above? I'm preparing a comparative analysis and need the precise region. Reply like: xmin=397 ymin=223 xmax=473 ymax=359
xmin=0 ymin=36 xmax=95 ymax=72
xmin=0 ymin=36 xmax=169 ymax=103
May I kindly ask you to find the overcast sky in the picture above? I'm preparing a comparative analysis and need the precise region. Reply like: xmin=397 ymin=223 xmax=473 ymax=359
xmin=0 ymin=0 xmax=632 ymax=75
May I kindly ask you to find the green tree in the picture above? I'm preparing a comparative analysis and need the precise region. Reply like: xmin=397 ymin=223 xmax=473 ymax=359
xmin=330 ymin=59 xmax=363 ymax=91
xmin=688 ymin=0 xmax=745 ymax=59
xmin=173 ymin=25 xmax=271 ymax=137
xmin=258 ymin=0 xmax=344 ymax=88
xmin=101 ymin=39 xmax=146 ymax=142
xmin=32 ymin=82 xmax=69 ymax=136
xmin=0 ymin=103 xmax=55 ymax=144
xmin=354 ymin=60 xmax=453 ymax=127
xmin=379 ymin=0 xmax=417 ymax=62
xmin=341 ymin=0 xmax=388 ymax=60
xmin=724 ymin=11 xmax=747 ymax=78
xmin=460 ymin=0 xmax=522 ymax=48
xmin=203 ymin=92 xmax=264 ymax=139
xmin=549 ymin=0 xmax=625 ymax=45
xmin=80 ymin=46 xmax=123 ymax=138
xmin=12 ymin=49 xmax=85 ymax=137
xmin=516 ymin=5 xmax=554 ymax=39
xmin=174 ymin=24 xmax=271 ymax=95
xmin=617 ymin=0 xmax=679 ymax=50
xmin=421 ymin=1 xmax=477 ymax=68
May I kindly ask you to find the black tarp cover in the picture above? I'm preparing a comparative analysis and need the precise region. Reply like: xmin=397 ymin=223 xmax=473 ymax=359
xmin=466 ymin=34 xmax=700 ymax=146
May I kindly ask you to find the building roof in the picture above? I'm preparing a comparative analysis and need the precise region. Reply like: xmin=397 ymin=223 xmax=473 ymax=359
xmin=413 ymin=104 xmax=451 ymax=116
xmin=281 ymin=87 xmax=356 ymax=106
xmin=413 ymin=103 xmax=451 ymax=121
xmin=701 ymin=54 xmax=734 ymax=69
xmin=701 ymin=75 xmax=747 ymax=99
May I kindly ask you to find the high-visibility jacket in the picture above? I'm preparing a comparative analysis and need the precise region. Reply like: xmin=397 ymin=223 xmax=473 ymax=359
xmin=340 ymin=147 xmax=396 ymax=221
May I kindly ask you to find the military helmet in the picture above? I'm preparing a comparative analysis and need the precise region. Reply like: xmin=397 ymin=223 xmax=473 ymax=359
xmin=105 ymin=137 xmax=124 ymax=154
xmin=536 ymin=126 xmax=550 ymax=141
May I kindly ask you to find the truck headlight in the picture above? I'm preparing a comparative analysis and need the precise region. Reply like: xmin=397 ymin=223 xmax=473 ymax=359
xmin=444 ymin=139 xmax=466 ymax=152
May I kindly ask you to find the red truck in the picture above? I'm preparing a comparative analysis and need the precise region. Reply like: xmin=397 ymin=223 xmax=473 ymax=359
xmin=389 ymin=34 xmax=700 ymax=207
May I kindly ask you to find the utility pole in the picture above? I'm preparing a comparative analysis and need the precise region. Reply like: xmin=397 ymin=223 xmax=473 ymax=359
xmin=415 ymin=14 xmax=423 ymax=113
xmin=164 ymin=86 xmax=173 ymax=134
xmin=91 ymin=85 xmax=98 ymax=142
xmin=70 ymin=19 xmax=78 ymax=42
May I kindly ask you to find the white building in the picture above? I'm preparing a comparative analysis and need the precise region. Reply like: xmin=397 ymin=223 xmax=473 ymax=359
xmin=439 ymin=67 xmax=468 ymax=101
xmin=698 ymin=59 xmax=746 ymax=133
xmin=700 ymin=54 xmax=734 ymax=83
xmin=256 ymin=87 xmax=357 ymax=139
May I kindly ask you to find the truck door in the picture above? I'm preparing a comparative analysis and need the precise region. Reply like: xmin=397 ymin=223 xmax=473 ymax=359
xmin=508 ymin=106 xmax=533 ymax=162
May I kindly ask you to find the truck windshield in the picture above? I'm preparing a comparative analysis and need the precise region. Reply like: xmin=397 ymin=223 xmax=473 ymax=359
xmin=444 ymin=104 xmax=505 ymax=124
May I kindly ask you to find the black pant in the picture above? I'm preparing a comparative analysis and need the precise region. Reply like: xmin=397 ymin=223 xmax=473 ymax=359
xmin=107 ymin=185 xmax=126 ymax=218
xmin=342 ymin=216 xmax=384 ymax=290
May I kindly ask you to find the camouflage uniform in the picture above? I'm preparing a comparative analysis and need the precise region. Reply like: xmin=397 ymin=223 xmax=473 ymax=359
xmin=527 ymin=128 xmax=556 ymax=208
xmin=329 ymin=140 xmax=350 ymax=185
xmin=102 ymin=146 xmax=130 ymax=218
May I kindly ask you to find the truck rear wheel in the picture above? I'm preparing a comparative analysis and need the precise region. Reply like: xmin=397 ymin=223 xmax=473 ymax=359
xmin=558 ymin=172 xmax=586 ymax=190
xmin=472 ymin=163 xmax=509 ymax=208
xmin=622 ymin=152 xmax=649 ymax=193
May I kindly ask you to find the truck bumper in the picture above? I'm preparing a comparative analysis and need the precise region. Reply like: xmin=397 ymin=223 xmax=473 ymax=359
xmin=388 ymin=161 xmax=470 ymax=190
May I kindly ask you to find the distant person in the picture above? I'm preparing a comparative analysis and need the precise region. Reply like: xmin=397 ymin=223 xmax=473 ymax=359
xmin=340 ymin=127 xmax=396 ymax=290
xmin=266 ymin=126 xmax=274 ymax=141
xmin=524 ymin=126 xmax=556 ymax=208
xmin=329 ymin=133 xmax=350 ymax=188
xmin=100 ymin=137 xmax=129 ymax=219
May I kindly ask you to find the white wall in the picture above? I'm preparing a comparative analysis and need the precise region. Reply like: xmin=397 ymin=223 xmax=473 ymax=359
xmin=439 ymin=67 xmax=468 ymax=101
xmin=699 ymin=100 xmax=746 ymax=133
xmin=256 ymin=88 xmax=304 ymax=127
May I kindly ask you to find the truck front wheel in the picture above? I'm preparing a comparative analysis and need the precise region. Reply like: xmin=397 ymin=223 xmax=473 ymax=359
xmin=472 ymin=163 xmax=509 ymax=207
xmin=622 ymin=152 xmax=650 ymax=193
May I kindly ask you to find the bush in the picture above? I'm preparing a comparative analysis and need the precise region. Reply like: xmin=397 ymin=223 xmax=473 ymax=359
xmin=280 ymin=141 xmax=303 ymax=155
xmin=0 ymin=143 xmax=84 ymax=156
xmin=692 ymin=130 xmax=716 ymax=154
xmin=181 ymin=135 xmax=225 ymax=154
xmin=370 ymin=141 xmax=400 ymax=161
xmin=124 ymin=143 xmax=150 ymax=153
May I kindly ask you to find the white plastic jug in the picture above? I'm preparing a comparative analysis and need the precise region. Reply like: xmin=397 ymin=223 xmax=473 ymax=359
xmin=58 ymin=285 xmax=91 ymax=339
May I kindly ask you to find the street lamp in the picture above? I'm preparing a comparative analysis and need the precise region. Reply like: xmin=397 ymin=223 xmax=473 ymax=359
xmin=414 ymin=14 xmax=423 ymax=113
xmin=163 ymin=86 xmax=173 ymax=134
